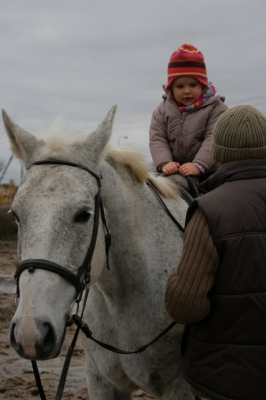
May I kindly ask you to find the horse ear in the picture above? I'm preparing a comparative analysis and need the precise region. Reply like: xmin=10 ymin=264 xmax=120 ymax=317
xmin=2 ymin=110 xmax=42 ymax=167
xmin=84 ymin=105 xmax=117 ymax=164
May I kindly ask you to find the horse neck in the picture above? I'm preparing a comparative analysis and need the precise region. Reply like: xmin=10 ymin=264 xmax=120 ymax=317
xmin=94 ymin=160 xmax=186 ymax=311
xmin=97 ymin=162 xmax=151 ymax=297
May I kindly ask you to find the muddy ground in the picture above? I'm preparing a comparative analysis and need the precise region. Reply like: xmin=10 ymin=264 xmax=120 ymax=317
xmin=0 ymin=241 xmax=154 ymax=399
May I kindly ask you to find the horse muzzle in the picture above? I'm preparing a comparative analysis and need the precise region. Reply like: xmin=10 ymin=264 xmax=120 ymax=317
xmin=10 ymin=314 xmax=63 ymax=360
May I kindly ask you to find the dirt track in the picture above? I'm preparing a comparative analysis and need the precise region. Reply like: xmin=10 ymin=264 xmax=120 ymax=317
xmin=0 ymin=241 xmax=154 ymax=399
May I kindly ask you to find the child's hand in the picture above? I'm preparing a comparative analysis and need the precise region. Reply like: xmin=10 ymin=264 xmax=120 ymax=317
xmin=161 ymin=162 xmax=180 ymax=176
xmin=179 ymin=162 xmax=200 ymax=176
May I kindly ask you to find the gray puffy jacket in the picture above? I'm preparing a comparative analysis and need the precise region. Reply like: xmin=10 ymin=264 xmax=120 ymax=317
xmin=149 ymin=95 xmax=228 ymax=172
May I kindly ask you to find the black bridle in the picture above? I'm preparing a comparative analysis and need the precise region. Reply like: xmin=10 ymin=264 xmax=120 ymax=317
xmin=15 ymin=159 xmax=111 ymax=298
xmin=14 ymin=159 xmax=187 ymax=400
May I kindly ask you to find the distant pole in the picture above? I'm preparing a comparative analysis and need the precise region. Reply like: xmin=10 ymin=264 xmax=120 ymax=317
xmin=118 ymin=136 xmax=128 ymax=147
xmin=0 ymin=155 xmax=13 ymax=183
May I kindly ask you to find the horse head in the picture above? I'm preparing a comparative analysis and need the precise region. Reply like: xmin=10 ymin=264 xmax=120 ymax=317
xmin=2 ymin=106 xmax=117 ymax=360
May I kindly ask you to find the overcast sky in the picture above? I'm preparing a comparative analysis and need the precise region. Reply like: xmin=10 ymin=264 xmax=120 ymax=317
xmin=0 ymin=0 xmax=265 ymax=184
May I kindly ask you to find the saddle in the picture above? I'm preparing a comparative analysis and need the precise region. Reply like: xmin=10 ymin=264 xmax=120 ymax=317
xmin=161 ymin=173 xmax=202 ymax=202
xmin=184 ymin=176 xmax=202 ymax=199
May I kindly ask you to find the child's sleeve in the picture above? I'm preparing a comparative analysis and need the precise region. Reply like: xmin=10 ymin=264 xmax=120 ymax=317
xmin=149 ymin=104 xmax=173 ymax=170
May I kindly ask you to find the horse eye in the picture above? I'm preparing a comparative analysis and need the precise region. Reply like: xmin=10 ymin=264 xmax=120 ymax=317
xmin=74 ymin=210 xmax=91 ymax=223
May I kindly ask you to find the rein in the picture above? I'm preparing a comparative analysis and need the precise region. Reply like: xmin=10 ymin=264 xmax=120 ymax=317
xmin=15 ymin=160 xmax=190 ymax=400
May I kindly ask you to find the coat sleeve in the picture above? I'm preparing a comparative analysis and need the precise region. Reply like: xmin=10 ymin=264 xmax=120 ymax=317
xmin=149 ymin=102 xmax=173 ymax=170
xmin=165 ymin=207 xmax=219 ymax=324
xmin=193 ymin=99 xmax=228 ymax=171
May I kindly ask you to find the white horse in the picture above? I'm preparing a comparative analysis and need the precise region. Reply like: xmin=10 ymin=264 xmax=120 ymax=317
xmin=3 ymin=106 xmax=193 ymax=400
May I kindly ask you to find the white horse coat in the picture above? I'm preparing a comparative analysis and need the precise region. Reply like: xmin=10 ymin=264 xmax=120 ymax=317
xmin=3 ymin=107 xmax=193 ymax=400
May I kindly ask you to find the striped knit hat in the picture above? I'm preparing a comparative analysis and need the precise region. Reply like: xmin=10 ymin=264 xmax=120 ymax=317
xmin=165 ymin=44 xmax=208 ymax=91
xmin=211 ymin=105 xmax=266 ymax=163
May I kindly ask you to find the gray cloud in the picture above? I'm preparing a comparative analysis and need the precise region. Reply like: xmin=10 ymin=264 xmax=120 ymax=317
xmin=0 ymin=0 xmax=265 ymax=183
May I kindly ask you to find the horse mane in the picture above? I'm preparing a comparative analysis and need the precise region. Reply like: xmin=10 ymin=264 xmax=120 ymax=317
xmin=107 ymin=147 xmax=179 ymax=199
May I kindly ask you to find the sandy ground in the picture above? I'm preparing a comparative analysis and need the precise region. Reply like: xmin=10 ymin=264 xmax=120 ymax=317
xmin=0 ymin=241 xmax=154 ymax=400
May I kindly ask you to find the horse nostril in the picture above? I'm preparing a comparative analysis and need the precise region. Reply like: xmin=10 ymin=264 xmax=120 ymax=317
xmin=34 ymin=321 xmax=57 ymax=359
xmin=10 ymin=322 xmax=20 ymax=352
xmin=42 ymin=322 xmax=56 ymax=352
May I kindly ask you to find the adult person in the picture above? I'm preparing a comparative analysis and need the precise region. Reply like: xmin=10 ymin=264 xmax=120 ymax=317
xmin=165 ymin=105 xmax=266 ymax=400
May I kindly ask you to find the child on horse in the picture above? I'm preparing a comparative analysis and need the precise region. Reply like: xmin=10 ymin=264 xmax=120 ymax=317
xmin=149 ymin=43 xmax=228 ymax=179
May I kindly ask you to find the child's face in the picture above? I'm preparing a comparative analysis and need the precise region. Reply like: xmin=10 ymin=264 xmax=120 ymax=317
xmin=171 ymin=77 xmax=204 ymax=106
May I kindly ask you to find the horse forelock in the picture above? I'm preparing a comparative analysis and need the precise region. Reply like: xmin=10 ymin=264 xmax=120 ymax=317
xmin=107 ymin=147 xmax=179 ymax=199
xmin=39 ymin=126 xmax=88 ymax=160
xmin=34 ymin=117 xmax=109 ymax=167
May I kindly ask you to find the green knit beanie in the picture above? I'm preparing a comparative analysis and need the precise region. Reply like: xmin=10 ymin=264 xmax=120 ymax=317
xmin=211 ymin=105 xmax=266 ymax=163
